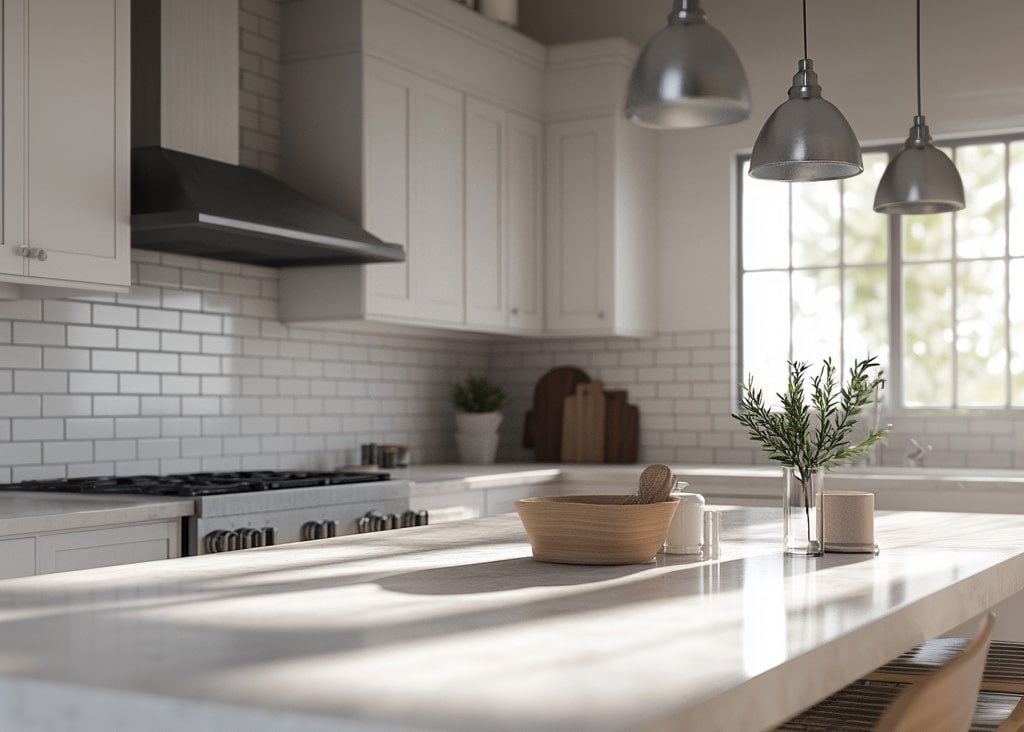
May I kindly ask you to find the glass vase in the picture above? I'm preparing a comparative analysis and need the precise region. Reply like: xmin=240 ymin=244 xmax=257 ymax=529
xmin=783 ymin=467 xmax=824 ymax=556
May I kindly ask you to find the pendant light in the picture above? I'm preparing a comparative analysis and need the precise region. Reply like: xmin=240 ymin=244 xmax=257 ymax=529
xmin=873 ymin=0 xmax=964 ymax=214
xmin=624 ymin=0 xmax=751 ymax=129
xmin=749 ymin=0 xmax=862 ymax=181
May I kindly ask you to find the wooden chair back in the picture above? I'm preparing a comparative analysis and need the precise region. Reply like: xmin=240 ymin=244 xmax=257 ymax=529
xmin=876 ymin=613 xmax=996 ymax=732
xmin=995 ymin=695 xmax=1024 ymax=732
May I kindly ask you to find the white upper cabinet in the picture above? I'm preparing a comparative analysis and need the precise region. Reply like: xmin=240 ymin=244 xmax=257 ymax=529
xmin=465 ymin=99 xmax=544 ymax=333
xmin=279 ymin=0 xmax=544 ymax=334
xmin=0 ymin=0 xmax=129 ymax=291
xmin=544 ymin=41 xmax=656 ymax=338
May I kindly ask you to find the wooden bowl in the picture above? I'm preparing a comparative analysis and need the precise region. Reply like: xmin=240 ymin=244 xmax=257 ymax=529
xmin=515 ymin=494 xmax=679 ymax=565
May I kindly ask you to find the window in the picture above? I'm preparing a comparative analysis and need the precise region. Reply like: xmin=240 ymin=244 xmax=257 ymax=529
xmin=738 ymin=135 xmax=1024 ymax=410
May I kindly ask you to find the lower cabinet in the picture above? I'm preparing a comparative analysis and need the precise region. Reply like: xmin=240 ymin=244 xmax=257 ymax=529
xmin=410 ymin=482 xmax=557 ymax=523
xmin=0 ymin=519 xmax=181 ymax=580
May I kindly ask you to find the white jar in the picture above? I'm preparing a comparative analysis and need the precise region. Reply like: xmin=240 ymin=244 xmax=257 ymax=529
xmin=664 ymin=486 xmax=704 ymax=555
xmin=477 ymin=0 xmax=518 ymax=27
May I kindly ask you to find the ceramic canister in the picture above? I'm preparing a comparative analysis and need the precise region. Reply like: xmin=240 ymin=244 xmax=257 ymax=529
xmin=823 ymin=490 xmax=876 ymax=553
xmin=663 ymin=486 xmax=704 ymax=554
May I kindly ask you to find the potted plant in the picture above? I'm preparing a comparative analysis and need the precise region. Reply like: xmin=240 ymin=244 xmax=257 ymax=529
xmin=732 ymin=356 xmax=889 ymax=556
xmin=452 ymin=374 xmax=509 ymax=464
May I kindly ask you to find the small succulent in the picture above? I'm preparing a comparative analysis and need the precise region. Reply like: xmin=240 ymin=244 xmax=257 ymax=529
xmin=452 ymin=374 xmax=509 ymax=413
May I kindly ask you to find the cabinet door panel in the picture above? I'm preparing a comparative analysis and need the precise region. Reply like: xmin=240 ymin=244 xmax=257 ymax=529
xmin=18 ymin=0 xmax=129 ymax=287
xmin=411 ymin=79 xmax=464 ymax=323
xmin=364 ymin=60 xmax=413 ymax=317
xmin=545 ymin=118 xmax=614 ymax=332
xmin=506 ymin=113 xmax=543 ymax=332
xmin=465 ymin=97 xmax=505 ymax=329
xmin=36 ymin=522 xmax=178 ymax=574
xmin=0 ymin=537 xmax=35 ymax=579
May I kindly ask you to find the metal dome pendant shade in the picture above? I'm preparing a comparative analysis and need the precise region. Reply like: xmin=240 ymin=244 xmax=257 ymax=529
xmin=748 ymin=1 xmax=862 ymax=182
xmin=873 ymin=1 xmax=964 ymax=214
xmin=624 ymin=0 xmax=751 ymax=129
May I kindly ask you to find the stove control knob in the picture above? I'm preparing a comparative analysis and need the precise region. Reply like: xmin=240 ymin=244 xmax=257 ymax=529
xmin=325 ymin=520 xmax=338 ymax=538
xmin=262 ymin=527 xmax=276 ymax=546
xmin=205 ymin=530 xmax=229 ymax=553
xmin=301 ymin=521 xmax=319 ymax=541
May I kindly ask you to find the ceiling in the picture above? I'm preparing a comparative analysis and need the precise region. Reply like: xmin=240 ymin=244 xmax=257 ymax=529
xmin=517 ymin=0 xmax=666 ymax=48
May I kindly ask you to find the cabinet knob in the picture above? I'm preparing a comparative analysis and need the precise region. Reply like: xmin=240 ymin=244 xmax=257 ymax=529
xmin=597 ymin=310 xmax=605 ymax=320
xmin=16 ymin=245 xmax=47 ymax=261
xmin=510 ymin=307 xmax=519 ymax=316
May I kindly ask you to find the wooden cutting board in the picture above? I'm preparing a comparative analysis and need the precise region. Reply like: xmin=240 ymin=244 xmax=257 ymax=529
xmin=523 ymin=366 xmax=590 ymax=461
xmin=561 ymin=381 xmax=606 ymax=463
xmin=604 ymin=390 xmax=639 ymax=464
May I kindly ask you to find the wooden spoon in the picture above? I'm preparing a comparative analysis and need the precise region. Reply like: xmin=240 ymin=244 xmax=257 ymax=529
xmin=623 ymin=463 xmax=676 ymax=504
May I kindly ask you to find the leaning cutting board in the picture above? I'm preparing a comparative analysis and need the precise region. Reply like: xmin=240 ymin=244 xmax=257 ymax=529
xmin=523 ymin=366 xmax=590 ymax=461
xmin=604 ymin=390 xmax=639 ymax=464
xmin=561 ymin=381 xmax=606 ymax=463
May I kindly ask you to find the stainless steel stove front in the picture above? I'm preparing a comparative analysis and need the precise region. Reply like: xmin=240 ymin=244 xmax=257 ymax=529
xmin=188 ymin=479 xmax=413 ymax=555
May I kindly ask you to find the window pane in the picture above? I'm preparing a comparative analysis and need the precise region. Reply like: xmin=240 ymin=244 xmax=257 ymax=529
xmin=903 ymin=262 xmax=954 ymax=407
xmin=742 ymin=162 xmax=790 ymax=270
xmin=903 ymin=213 xmax=952 ymax=261
xmin=791 ymin=268 xmax=840 ymax=365
xmin=956 ymin=143 xmax=1006 ymax=259
xmin=844 ymin=153 xmax=889 ymax=265
xmin=742 ymin=271 xmax=790 ymax=401
xmin=1010 ymin=142 xmax=1024 ymax=257
xmin=956 ymin=260 xmax=1007 ymax=407
xmin=792 ymin=181 xmax=841 ymax=268
xmin=1010 ymin=260 xmax=1024 ymax=404
xmin=843 ymin=265 xmax=889 ymax=371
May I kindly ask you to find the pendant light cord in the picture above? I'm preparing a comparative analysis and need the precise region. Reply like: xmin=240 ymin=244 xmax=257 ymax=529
xmin=916 ymin=0 xmax=922 ymax=117
xmin=802 ymin=0 xmax=808 ymax=58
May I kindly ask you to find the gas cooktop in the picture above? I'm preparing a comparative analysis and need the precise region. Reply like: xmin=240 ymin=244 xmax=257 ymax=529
xmin=0 ymin=470 xmax=392 ymax=497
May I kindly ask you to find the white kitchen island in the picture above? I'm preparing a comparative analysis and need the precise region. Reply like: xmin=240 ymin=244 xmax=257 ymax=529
xmin=1 ymin=507 xmax=1023 ymax=732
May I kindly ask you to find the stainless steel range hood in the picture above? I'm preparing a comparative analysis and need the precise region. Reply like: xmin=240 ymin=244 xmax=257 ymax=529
xmin=130 ymin=0 xmax=403 ymax=267
xmin=131 ymin=146 xmax=405 ymax=267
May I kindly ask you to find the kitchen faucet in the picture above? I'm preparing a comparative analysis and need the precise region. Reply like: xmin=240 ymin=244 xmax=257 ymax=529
xmin=906 ymin=438 xmax=932 ymax=467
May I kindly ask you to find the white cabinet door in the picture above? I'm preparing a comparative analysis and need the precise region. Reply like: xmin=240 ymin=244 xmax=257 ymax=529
xmin=465 ymin=97 xmax=506 ymax=330
xmin=545 ymin=117 xmax=615 ymax=334
xmin=364 ymin=61 xmax=464 ymax=326
xmin=1 ymin=0 xmax=129 ymax=289
xmin=0 ymin=537 xmax=35 ymax=579
xmin=35 ymin=521 xmax=180 ymax=574
xmin=465 ymin=102 xmax=543 ymax=334
xmin=410 ymin=78 xmax=464 ymax=324
xmin=364 ymin=60 xmax=414 ymax=318
xmin=506 ymin=112 xmax=543 ymax=332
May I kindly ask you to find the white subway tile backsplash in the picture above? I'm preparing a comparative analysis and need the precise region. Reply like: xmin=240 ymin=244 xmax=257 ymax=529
xmin=43 ymin=440 xmax=93 ymax=464
xmin=0 ymin=300 xmax=42 ymax=321
xmin=139 ymin=308 xmax=180 ymax=331
xmin=93 ymin=396 xmax=140 ymax=417
xmin=141 ymin=396 xmax=181 ymax=416
xmin=139 ymin=353 xmax=179 ymax=373
xmin=0 ymin=345 xmax=43 ymax=369
xmin=65 ymin=418 xmax=114 ymax=440
xmin=14 ymin=370 xmax=67 ymax=393
xmin=0 ymin=442 xmax=42 ymax=465
xmin=93 ymin=304 xmax=137 ymax=328
xmin=12 ymin=322 xmax=64 ymax=348
xmin=70 ymin=372 xmax=119 ymax=394
xmin=67 ymin=325 xmax=117 ymax=349
xmin=13 ymin=419 xmax=63 ymax=441
xmin=92 ymin=350 xmax=138 ymax=372
xmin=162 ymin=332 xmax=201 ymax=353
xmin=118 ymin=329 xmax=160 ymax=351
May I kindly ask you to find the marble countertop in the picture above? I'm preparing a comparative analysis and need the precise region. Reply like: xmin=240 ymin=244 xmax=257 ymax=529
xmin=0 ymin=492 xmax=194 ymax=537
xmin=2 ymin=506 xmax=1024 ymax=731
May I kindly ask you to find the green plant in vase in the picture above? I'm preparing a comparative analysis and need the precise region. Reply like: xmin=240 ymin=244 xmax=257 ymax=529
xmin=731 ymin=356 xmax=890 ymax=555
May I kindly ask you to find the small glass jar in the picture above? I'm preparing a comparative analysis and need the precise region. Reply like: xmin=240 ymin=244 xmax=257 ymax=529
xmin=663 ymin=484 xmax=704 ymax=555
